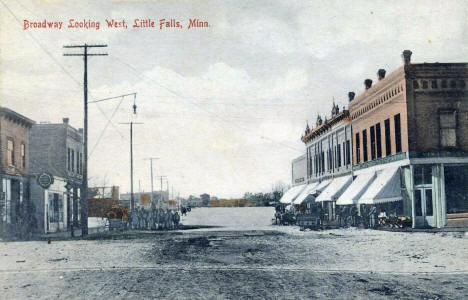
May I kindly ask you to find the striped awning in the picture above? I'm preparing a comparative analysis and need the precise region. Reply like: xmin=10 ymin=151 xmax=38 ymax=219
xmin=336 ymin=172 xmax=376 ymax=205
xmin=292 ymin=182 xmax=320 ymax=205
xmin=279 ymin=184 xmax=306 ymax=204
xmin=316 ymin=176 xmax=352 ymax=202
xmin=358 ymin=167 xmax=402 ymax=204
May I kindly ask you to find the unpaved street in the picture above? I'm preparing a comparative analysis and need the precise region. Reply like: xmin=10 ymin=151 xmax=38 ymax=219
xmin=0 ymin=207 xmax=467 ymax=299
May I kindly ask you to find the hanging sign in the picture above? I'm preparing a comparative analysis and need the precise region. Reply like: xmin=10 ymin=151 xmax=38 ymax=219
xmin=37 ymin=173 xmax=54 ymax=189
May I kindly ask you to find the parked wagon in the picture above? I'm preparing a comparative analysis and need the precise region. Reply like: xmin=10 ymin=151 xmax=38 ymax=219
xmin=107 ymin=218 xmax=125 ymax=231
xmin=297 ymin=214 xmax=321 ymax=231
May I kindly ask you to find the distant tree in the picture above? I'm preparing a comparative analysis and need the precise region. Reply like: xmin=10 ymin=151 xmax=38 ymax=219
xmin=200 ymin=193 xmax=210 ymax=206
xmin=271 ymin=180 xmax=287 ymax=203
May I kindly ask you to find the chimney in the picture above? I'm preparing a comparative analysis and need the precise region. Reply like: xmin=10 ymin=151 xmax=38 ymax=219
xmin=63 ymin=118 xmax=69 ymax=124
xmin=377 ymin=69 xmax=386 ymax=81
xmin=364 ymin=79 xmax=373 ymax=90
xmin=402 ymin=50 xmax=412 ymax=65
xmin=348 ymin=92 xmax=355 ymax=101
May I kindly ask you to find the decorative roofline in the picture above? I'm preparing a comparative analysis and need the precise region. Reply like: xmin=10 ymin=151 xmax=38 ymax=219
xmin=301 ymin=110 xmax=350 ymax=143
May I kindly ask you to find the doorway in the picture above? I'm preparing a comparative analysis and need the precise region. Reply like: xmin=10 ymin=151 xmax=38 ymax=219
xmin=415 ymin=187 xmax=434 ymax=227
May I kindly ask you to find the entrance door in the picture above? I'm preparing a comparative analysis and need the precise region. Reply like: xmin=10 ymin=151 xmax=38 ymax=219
xmin=415 ymin=188 xmax=434 ymax=227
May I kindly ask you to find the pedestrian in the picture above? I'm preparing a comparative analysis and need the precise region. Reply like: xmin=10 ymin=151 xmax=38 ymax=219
xmin=369 ymin=205 xmax=377 ymax=228
xmin=173 ymin=211 xmax=180 ymax=228
xmin=275 ymin=211 xmax=281 ymax=225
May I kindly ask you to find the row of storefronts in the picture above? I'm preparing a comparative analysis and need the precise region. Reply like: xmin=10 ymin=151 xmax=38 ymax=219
xmin=0 ymin=108 xmax=83 ymax=238
xmin=280 ymin=50 xmax=468 ymax=229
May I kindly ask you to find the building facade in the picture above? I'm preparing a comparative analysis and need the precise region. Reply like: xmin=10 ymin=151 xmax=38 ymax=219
xmin=346 ymin=50 xmax=468 ymax=228
xmin=29 ymin=118 xmax=83 ymax=233
xmin=298 ymin=104 xmax=353 ymax=220
xmin=291 ymin=154 xmax=307 ymax=186
xmin=0 ymin=107 xmax=35 ymax=237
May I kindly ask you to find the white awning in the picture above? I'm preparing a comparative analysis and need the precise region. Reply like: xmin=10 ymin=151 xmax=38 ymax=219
xmin=336 ymin=172 xmax=376 ymax=205
xmin=312 ymin=179 xmax=332 ymax=194
xmin=279 ymin=184 xmax=306 ymax=204
xmin=292 ymin=182 xmax=320 ymax=205
xmin=358 ymin=167 xmax=402 ymax=204
xmin=316 ymin=176 xmax=352 ymax=202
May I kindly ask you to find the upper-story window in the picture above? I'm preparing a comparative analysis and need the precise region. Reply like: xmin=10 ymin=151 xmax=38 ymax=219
xmin=337 ymin=144 xmax=341 ymax=168
xmin=7 ymin=138 xmax=14 ymax=166
xmin=376 ymin=123 xmax=382 ymax=158
xmin=370 ymin=126 xmax=376 ymax=160
xmin=21 ymin=143 xmax=26 ymax=168
xmin=355 ymin=133 xmax=361 ymax=164
xmin=76 ymin=151 xmax=80 ymax=175
xmin=71 ymin=150 xmax=75 ymax=172
xmin=394 ymin=114 xmax=402 ymax=153
xmin=80 ymin=152 xmax=83 ymax=175
xmin=345 ymin=140 xmax=351 ymax=165
xmin=384 ymin=118 xmax=391 ymax=156
xmin=67 ymin=148 xmax=71 ymax=171
xmin=362 ymin=129 xmax=368 ymax=162
xmin=439 ymin=110 xmax=457 ymax=148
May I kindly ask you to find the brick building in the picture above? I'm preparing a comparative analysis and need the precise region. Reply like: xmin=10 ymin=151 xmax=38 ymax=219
xmin=0 ymin=107 xmax=35 ymax=237
xmin=344 ymin=50 xmax=468 ymax=228
xmin=29 ymin=118 xmax=83 ymax=234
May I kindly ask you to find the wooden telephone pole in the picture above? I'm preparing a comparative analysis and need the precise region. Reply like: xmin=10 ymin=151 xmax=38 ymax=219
xmin=119 ymin=122 xmax=143 ymax=213
xmin=144 ymin=157 xmax=159 ymax=207
xmin=63 ymin=44 xmax=107 ymax=236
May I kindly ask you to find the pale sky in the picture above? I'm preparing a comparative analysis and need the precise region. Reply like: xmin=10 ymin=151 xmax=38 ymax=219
xmin=1 ymin=0 xmax=467 ymax=198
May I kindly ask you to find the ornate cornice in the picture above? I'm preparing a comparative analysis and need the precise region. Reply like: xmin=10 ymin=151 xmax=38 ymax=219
xmin=301 ymin=110 xmax=349 ymax=143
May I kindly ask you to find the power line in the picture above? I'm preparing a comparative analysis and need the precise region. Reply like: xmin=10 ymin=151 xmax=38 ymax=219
xmin=88 ymin=93 xmax=138 ymax=157
xmin=89 ymin=96 xmax=125 ymax=158
xmin=0 ymin=1 xmax=125 ymax=141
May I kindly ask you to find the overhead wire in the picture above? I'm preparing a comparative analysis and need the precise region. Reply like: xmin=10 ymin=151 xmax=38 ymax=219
xmin=1 ymin=0 xmax=126 ymax=144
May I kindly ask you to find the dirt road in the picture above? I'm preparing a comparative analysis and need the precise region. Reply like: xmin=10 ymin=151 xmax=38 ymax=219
xmin=1 ymin=228 xmax=467 ymax=299
xmin=1 ymin=208 xmax=467 ymax=299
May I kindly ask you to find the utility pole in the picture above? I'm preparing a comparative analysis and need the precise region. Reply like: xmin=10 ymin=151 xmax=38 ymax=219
xmin=144 ymin=157 xmax=159 ymax=207
xmin=119 ymin=122 xmax=143 ymax=213
xmin=64 ymin=44 xmax=107 ymax=236
xmin=155 ymin=176 xmax=167 ymax=209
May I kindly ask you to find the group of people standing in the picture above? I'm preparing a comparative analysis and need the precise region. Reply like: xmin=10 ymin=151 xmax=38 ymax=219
xmin=130 ymin=207 xmax=181 ymax=230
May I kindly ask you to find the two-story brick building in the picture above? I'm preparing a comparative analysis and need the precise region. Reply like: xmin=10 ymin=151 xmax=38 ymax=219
xmin=29 ymin=118 xmax=83 ymax=234
xmin=345 ymin=50 xmax=468 ymax=228
xmin=0 ymin=107 xmax=35 ymax=237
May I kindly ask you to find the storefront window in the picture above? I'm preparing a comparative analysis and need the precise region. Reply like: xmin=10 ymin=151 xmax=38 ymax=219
xmin=415 ymin=191 xmax=422 ymax=216
xmin=425 ymin=189 xmax=433 ymax=216
xmin=445 ymin=165 xmax=468 ymax=214
xmin=376 ymin=201 xmax=404 ymax=217
xmin=48 ymin=192 xmax=63 ymax=222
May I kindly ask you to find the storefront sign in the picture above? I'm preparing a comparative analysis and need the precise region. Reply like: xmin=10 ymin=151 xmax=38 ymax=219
xmin=37 ymin=173 xmax=54 ymax=189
